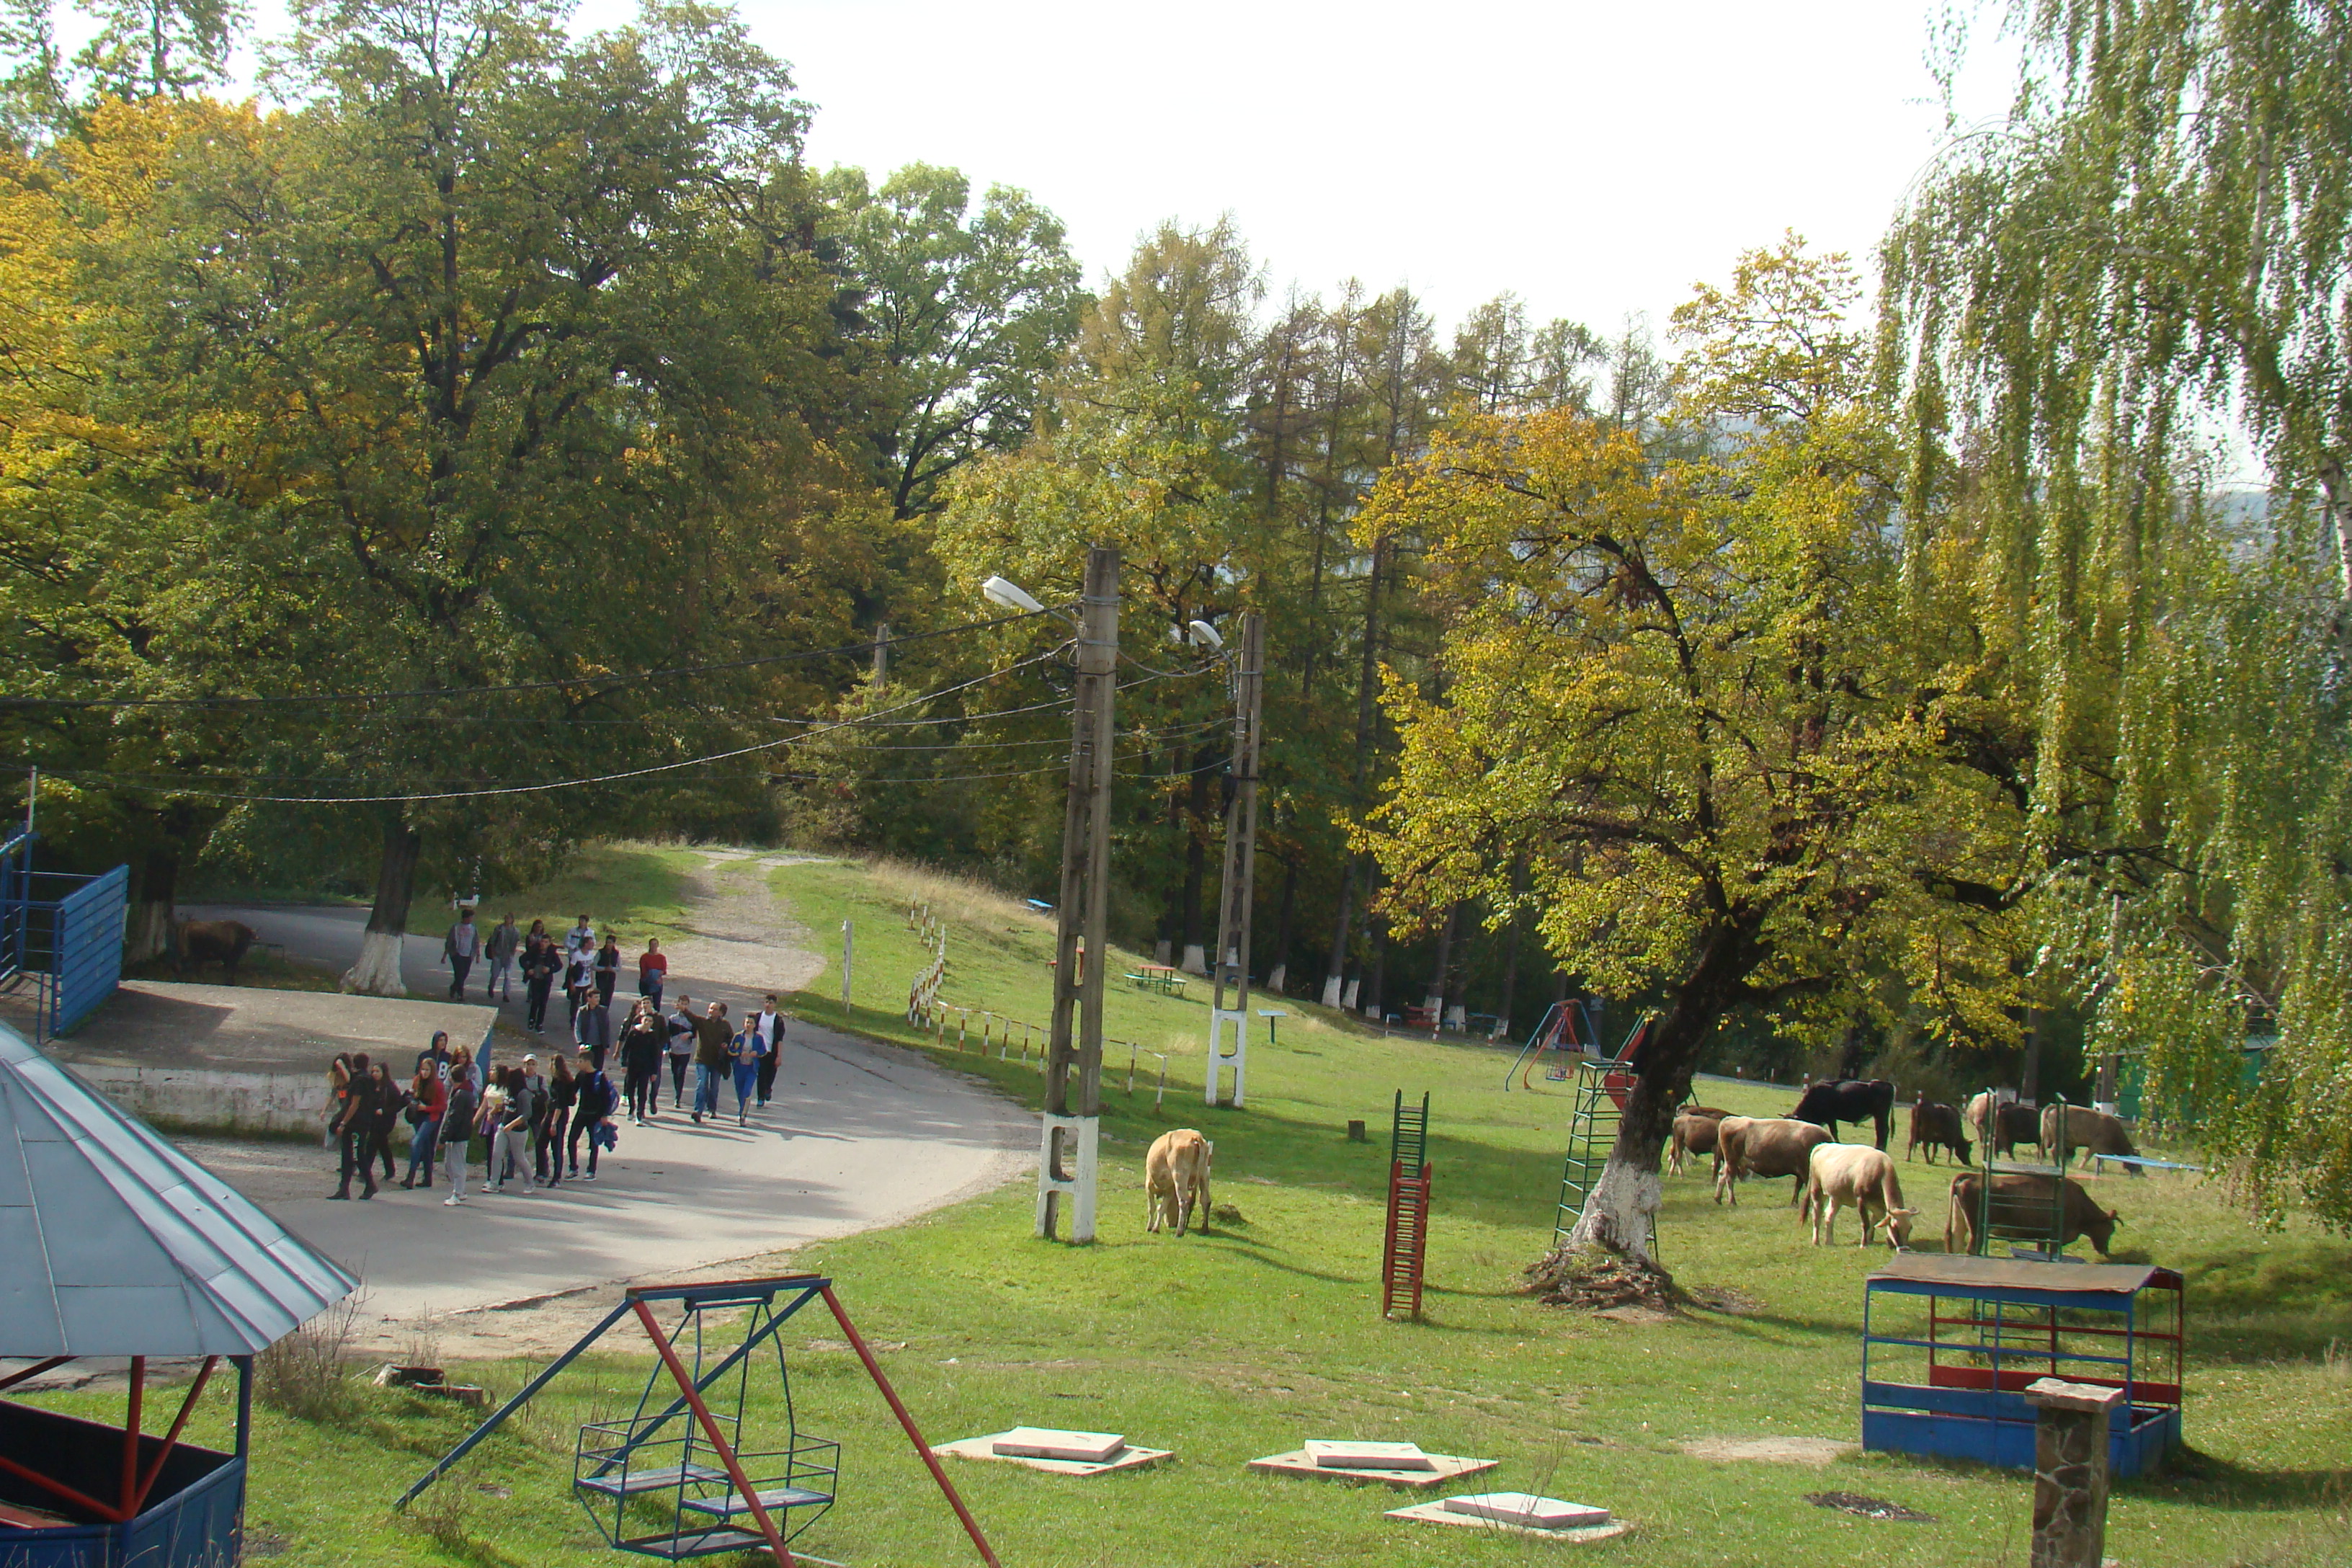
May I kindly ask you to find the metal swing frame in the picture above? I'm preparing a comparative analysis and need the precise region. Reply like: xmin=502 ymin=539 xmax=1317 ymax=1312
xmin=398 ymin=1275 xmax=999 ymax=1567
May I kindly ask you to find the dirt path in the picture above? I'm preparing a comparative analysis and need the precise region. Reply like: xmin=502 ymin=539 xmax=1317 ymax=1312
xmin=656 ymin=849 xmax=830 ymax=994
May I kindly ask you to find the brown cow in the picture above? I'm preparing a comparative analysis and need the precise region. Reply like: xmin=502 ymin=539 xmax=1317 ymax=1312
xmin=1713 ymin=1116 xmax=1832 ymax=1207
xmin=2039 ymin=1102 xmax=2144 ymax=1175
xmin=1964 ymin=1091 xmax=2040 ymax=1161
xmin=1907 ymin=1097 xmax=1972 ymax=1165
xmin=1944 ymin=1170 xmax=2121 ymax=1257
xmin=1803 ymin=1144 xmax=1920 ymax=1249
xmin=1145 ymin=1128 xmax=1213 ymax=1236
xmin=1668 ymin=1107 xmax=1731 ymax=1176
xmin=175 ymin=919 xmax=257 ymax=984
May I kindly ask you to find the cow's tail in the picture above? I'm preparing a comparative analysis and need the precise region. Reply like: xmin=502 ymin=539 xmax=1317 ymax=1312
xmin=1944 ymin=1179 xmax=1965 ymax=1254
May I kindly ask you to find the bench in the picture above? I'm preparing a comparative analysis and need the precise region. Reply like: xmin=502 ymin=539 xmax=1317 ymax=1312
xmin=2088 ymin=1152 xmax=2206 ymax=1175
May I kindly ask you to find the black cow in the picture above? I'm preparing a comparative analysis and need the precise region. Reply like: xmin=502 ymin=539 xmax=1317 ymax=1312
xmin=176 ymin=919 xmax=257 ymax=984
xmin=1906 ymin=1096 xmax=1972 ymax=1165
xmin=1788 ymin=1077 xmax=1897 ymax=1151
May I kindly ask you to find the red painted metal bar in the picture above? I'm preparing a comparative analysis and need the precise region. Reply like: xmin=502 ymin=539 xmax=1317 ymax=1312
xmin=630 ymin=1298 xmax=793 ymax=1567
xmin=120 ymin=1356 xmax=145 ymax=1517
xmin=0 ymin=1356 xmax=72 ymax=1392
xmin=0 ymin=1447 xmax=124 ymax=1522
xmin=131 ymin=1357 xmax=218 ymax=1514
xmin=816 ymin=1285 xmax=999 ymax=1568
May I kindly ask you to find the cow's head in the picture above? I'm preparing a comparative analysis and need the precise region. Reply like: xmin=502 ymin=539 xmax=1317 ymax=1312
xmin=1954 ymin=1136 xmax=1973 ymax=1164
xmin=1882 ymin=1207 xmax=1921 ymax=1250
xmin=2083 ymin=1206 xmax=2121 ymax=1256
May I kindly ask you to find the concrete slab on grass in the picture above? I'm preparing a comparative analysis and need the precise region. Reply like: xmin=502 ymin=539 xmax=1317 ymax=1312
xmin=990 ymin=1428 xmax=1128 ymax=1464
xmin=1304 ymin=1439 xmax=1435 ymax=1471
xmin=1248 ymin=1449 xmax=1498 ymax=1489
xmin=935 ymin=1433 xmax=1170 ymax=1476
xmin=1386 ymin=1500 xmax=1631 ymax=1544
xmin=1676 ymin=1436 xmax=1858 ymax=1466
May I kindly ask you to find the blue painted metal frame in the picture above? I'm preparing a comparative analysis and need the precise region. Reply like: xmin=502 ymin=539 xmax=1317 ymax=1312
xmin=0 ymin=832 xmax=128 ymax=1043
xmin=1859 ymin=1266 xmax=2183 ymax=1479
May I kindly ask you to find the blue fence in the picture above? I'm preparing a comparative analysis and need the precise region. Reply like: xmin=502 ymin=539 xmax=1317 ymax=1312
xmin=0 ymin=830 xmax=128 ymax=1042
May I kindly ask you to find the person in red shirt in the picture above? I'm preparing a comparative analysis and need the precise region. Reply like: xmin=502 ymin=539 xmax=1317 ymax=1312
xmin=638 ymin=937 xmax=669 ymax=1009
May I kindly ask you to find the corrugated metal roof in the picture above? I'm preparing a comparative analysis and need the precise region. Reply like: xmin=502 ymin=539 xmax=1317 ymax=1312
xmin=1 ymin=1021 xmax=355 ymax=1356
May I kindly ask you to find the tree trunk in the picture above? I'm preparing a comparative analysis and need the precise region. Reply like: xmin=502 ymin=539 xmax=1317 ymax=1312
xmin=344 ymin=820 xmax=421 ymax=996
xmin=1321 ymin=859 xmax=1355 ymax=1007
xmin=1424 ymin=901 xmax=1457 ymax=1014
xmin=1497 ymin=874 xmax=1525 ymax=1039
xmin=126 ymin=848 xmax=177 ymax=965
xmin=1178 ymin=750 xmax=1211 ymax=975
xmin=1266 ymin=856 xmax=1296 ymax=995
xmin=1565 ymin=929 xmax=1748 ymax=1265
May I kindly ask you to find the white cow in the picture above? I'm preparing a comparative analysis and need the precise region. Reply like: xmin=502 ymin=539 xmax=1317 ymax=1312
xmin=1801 ymin=1143 xmax=1920 ymax=1250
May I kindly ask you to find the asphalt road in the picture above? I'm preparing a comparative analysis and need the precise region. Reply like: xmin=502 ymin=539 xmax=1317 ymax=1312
xmin=179 ymin=898 xmax=1028 ymax=1330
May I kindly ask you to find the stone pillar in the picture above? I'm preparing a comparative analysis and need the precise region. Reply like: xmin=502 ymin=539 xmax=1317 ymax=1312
xmin=2023 ymin=1376 xmax=2126 ymax=1568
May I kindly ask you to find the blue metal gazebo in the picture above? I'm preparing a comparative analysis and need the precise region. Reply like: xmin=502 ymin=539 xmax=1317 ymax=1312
xmin=0 ymin=1020 xmax=356 ymax=1563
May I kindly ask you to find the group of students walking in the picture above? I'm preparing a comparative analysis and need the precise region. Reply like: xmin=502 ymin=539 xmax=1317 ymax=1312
xmin=327 ymin=909 xmax=796 ymax=1201
xmin=325 ymin=1032 xmax=623 ymax=1203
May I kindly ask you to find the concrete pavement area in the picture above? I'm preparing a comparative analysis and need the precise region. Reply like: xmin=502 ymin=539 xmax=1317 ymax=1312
xmin=138 ymin=865 xmax=1030 ymax=1345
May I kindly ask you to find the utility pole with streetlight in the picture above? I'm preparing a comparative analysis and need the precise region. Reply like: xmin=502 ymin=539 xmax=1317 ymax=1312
xmin=990 ymin=551 xmax=1121 ymax=1242
xmin=1206 ymin=611 xmax=1265 ymax=1108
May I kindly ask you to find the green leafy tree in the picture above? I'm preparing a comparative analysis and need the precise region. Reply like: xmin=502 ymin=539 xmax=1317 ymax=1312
xmin=823 ymin=162 xmax=1084 ymax=520
xmin=1363 ymin=242 xmax=2031 ymax=1262
xmin=1885 ymin=0 xmax=2352 ymax=1224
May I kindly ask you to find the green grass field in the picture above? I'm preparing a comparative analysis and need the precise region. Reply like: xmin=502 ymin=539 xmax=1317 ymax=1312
xmin=22 ymin=850 xmax=2348 ymax=1567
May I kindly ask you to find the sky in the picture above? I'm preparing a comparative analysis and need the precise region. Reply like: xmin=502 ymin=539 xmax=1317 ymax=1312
xmin=163 ymin=0 xmax=2015 ymax=338
xmin=568 ymin=0 xmax=2013 ymax=336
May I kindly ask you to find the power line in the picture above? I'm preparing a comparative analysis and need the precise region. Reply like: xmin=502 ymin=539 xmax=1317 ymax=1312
xmin=48 ymin=645 xmax=1074 ymax=804
xmin=0 ymin=609 xmax=1056 ymax=711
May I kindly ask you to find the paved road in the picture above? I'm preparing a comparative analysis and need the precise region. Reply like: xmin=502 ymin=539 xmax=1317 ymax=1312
xmin=179 ymin=891 xmax=1028 ymax=1330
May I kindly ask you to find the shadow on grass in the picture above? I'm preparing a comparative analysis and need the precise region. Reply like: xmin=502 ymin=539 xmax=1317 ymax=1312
xmin=2126 ymin=1447 xmax=2352 ymax=1511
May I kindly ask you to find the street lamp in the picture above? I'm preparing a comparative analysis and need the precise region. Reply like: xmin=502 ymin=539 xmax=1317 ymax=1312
xmin=1185 ymin=618 xmax=1224 ymax=652
xmin=981 ymin=575 xmax=1046 ymax=616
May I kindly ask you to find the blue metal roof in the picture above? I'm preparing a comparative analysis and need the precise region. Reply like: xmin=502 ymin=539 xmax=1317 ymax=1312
xmin=0 ymin=1021 xmax=355 ymax=1356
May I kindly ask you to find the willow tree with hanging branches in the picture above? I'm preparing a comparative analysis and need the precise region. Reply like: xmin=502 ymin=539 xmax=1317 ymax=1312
xmin=1883 ymin=0 xmax=2352 ymax=1226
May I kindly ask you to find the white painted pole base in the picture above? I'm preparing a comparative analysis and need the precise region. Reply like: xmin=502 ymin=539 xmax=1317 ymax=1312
xmin=1179 ymin=943 xmax=1207 ymax=976
xmin=1320 ymin=974 xmax=1343 ymax=1008
xmin=1035 ymin=1113 xmax=1099 ymax=1242
xmin=1206 ymin=1009 xmax=1247 ymax=1108
xmin=341 ymin=928 xmax=409 ymax=997
xmin=1340 ymin=978 xmax=1360 ymax=1010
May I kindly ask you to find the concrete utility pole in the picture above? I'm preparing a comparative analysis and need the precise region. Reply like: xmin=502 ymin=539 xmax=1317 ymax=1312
xmin=1206 ymin=612 xmax=1265 ymax=1108
xmin=871 ymin=622 xmax=888 ymax=687
xmin=1038 ymin=545 xmax=1119 ymax=1241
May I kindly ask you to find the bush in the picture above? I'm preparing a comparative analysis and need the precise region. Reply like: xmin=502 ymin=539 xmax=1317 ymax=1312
xmin=254 ymin=1298 xmax=361 ymax=1422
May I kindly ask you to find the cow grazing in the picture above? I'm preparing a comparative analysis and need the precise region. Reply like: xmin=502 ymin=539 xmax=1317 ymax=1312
xmin=1803 ymin=1144 xmax=1920 ymax=1249
xmin=175 ymin=919 xmax=257 ymax=984
xmin=1944 ymin=1170 xmax=2121 ymax=1257
xmin=1786 ymin=1078 xmax=1897 ymax=1150
xmin=1713 ymin=1116 xmax=1832 ymax=1206
xmin=1668 ymin=1108 xmax=1731 ymax=1176
xmin=1145 ymin=1128 xmax=1213 ymax=1236
xmin=1907 ymin=1097 xmax=1972 ymax=1166
xmin=1964 ymin=1091 xmax=2041 ymax=1161
xmin=2039 ymin=1102 xmax=2144 ymax=1175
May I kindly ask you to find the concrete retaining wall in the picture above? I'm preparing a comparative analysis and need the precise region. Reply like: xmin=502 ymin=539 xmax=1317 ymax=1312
xmin=72 ymin=1063 xmax=331 ymax=1137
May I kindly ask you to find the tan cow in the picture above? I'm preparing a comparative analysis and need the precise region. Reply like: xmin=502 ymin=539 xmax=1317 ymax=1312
xmin=1668 ymin=1108 xmax=1731 ymax=1176
xmin=2039 ymin=1102 xmax=2144 ymax=1175
xmin=1944 ymin=1170 xmax=2121 ymax=1257
xmin=1145 ymin=1128 xmax=1213 ymax=1236
xmin=1801 ymin=1144 xmax=1920 ymax=1249
xmin=1713 ymin=1116 xmax=1832 ymax=1206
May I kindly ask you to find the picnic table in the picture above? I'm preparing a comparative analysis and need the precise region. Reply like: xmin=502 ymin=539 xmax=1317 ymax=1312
xmin=1128 ymin=964 xmax=1187 ymax=996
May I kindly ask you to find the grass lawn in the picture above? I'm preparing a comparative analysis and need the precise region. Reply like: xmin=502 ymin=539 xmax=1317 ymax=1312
xmin=402 ymin=841 xmax=708 ymax=945
xmin=22 ymin=851 xmax=2348 ymax=1567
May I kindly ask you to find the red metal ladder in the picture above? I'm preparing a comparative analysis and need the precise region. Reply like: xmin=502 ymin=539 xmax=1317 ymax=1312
xmin=1381 ymin=1091 xmax=1430 ymax=1320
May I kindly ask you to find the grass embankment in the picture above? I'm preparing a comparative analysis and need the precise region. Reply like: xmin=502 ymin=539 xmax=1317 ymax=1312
xmin=402 ymin=842 xmax=706 ymax=947
xmin=27 ymin=852 xmax=2350 ymax=1567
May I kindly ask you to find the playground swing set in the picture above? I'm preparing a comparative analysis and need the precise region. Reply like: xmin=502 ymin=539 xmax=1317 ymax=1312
xmin=398 ymin=1275 xmax=999 ymax=1568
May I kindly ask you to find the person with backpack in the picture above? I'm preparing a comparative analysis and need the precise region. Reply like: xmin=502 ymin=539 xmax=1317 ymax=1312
xmin=330 ymin=1051 xmax=376 ymax=1200
xmin=442 ymin=906 xmax=481 ymax=1001
xmin=728 ymin=1015 xmax=767 ymax=1126
xmin=522 ymin=925 xmax=561 ymax=1033
xmin=566 ymin=943 xmax=596 ymax=1025
xmin=487 ymin=1066 xmax=534 ymax=1197
xmin=440 ymin=1065 xmax=479 ymax=1206
xmin=666 ymin=994 xmax=697 ymax=1108
xmin=401 ymin=1061 xmax=446 ymax=1190
xmin=484 ymin=913 xmax=522 ymax=1004
xmin=619 ymin=997 xmax=664 ymax=1123
xmin=540 ymin=1054 xmax=576 ymax=1187
xmin=569 ymin=1046 xmax=618 ymax=1180
xmin=751 ymin=994 xmax=788 ymax=1110
xmin=368 ymin=1061 xmax=404 ymax=1188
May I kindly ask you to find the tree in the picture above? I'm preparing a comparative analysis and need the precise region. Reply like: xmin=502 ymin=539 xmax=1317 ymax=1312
xmin=75 ymin=0 xmax=244 ymax=99
xmin=1885 ymin=0 xmax=2352 ymax=1226
xmin=822 ymin=162 xmax=1084 ymax=520
xmin=50 ymin=0 xmax=884 ymax=992
xmin=1362 ymin=241 xmax=2030 ymax=1262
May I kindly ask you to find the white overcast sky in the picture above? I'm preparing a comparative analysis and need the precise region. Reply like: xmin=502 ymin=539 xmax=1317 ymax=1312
xmin=201 ymin=1 xmax=2017 ymax=336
